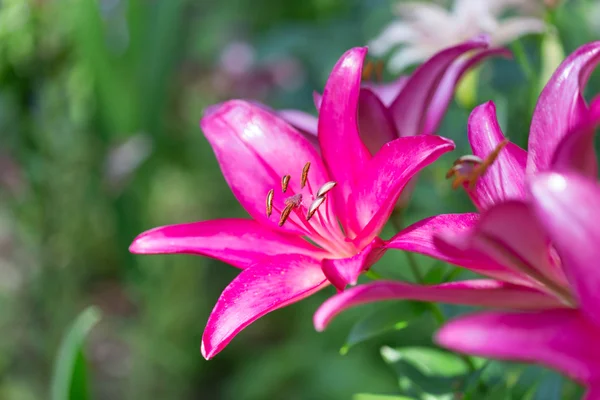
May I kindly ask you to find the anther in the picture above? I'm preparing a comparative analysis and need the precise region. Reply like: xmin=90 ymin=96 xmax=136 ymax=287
xmin=316 ymin=181 xmax=337 ymax=197
xmin=301 ymin=162 xmax=311 ymax=188
xmin=307 ymin=197 xmax=326 ymax=221
xmin=279 ymin=203 xmax=295 ymax=227
xmin=266 ymin=189 xmax=274 ymax=217
xmin=446 ymin=140 xmax=508 ymax=190
xmin=282 ymin=175 xmax=291 ymax=193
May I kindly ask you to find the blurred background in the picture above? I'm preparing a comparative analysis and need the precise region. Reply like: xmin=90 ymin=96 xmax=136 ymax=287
xmin=0 ymin=0 xmax=598 ymax=399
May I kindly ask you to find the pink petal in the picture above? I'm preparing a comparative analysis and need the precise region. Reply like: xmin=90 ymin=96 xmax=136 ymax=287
xmin=129 ymin=219 xmax=326 ymax=269
xmin=202 ymin=254 xmax=327 ymax=359
xmin=387 ymin=213 xmax=530 ymax=284
xmin=314 ymin=279 xmax=562 ymax=331
xmin=527 ymin=41 xmax=600 ymax=174
xmin=318 ymin=47 xmax=372 ymax=235
xmin=437 ymin=201 xmax=569 ymax=293
xmin=466 ymin=101 xmax=527 ymax=210
xmin=313 ymin=91 xmax=322 ymax=111
xmin=389 ymin=36 xmax=489 ymax=137
xmin=321 ymin=237 xmax=385 ymax=291
xmin=422 ymin=48 xmax=512 ymax=136
xmin=357 ymin=88 xmax=399 ymax=155
xmin=200 ymin=100 xmax=330 ymax=235
xmin=361 ymin=75 xmax=409 ymax=107
xmin=551 ymin=96 xmax=600 ymax=177
xmin=277 ymin=109 xmax=318 ymax=137
xmin=436 ymin=309 xmax=600 ymax=384
xmin=351 ymin=135 xmax=455 ymax=247
xmin=529 ymin=172 xmax=600 ymax=327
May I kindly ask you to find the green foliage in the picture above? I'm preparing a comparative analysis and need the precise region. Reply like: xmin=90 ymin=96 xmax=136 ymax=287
xmin=51 ymin=307 xmax=101 ymax=400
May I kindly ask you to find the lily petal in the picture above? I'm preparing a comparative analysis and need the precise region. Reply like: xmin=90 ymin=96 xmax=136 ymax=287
xmin=422 ymin=48 xmax=512 ymax=136
xmin=466 ymin=101 xmax=527 ymax=210
xmin=437 ymin=201 xmax=569 ymax=294
xmin=551 ymin=96 xmax=600 ymax=177
xmin=278 ymin=109 xmax=318 ymax=137
xmin=129 ymin=219 xmax=325 ymax=269
xmin=361 ymin=75 xmax=409 ymax=107
xmin=200 ymin=100 xmax=330 ymax=235
xmin=358 ymin=88 xmax=400 ymax=155
xmin=585 ymin=385 xmax=600 ymax=400
xmin=318 ymin=47 xmax=372 ymax=235
xmin=389 ymin=36 xmax=490 ymax=137
xmin=351 ymin=135 xmax=455 ymax=246
xmin=527 ymin=41 xmax=600 ymax=174
xmin=314 ymin=280 xmax=562 ymax=331
xmin=388 ymin=213 xmax=529 ymax=284
xmin=321 ymin=237 xmax=385 ymax=291
xmin=436 ymin=309 xmax=600 ymax=384
xmin=202 ymin=254 xmax=327 ymax=359
xmin=529 ymin=172 xmax=600 ymax=327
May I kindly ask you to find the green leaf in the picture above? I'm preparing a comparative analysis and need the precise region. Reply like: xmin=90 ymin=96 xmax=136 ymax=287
xmin=381 ymin=346 xmax=470 ymax=396
xmin=353 ymin=394 xmax=414 ymax=400
xmin=341 ymin=302 xmax=427 ymax=354
xmin=51 ymin=306 xmax=101 ymax=400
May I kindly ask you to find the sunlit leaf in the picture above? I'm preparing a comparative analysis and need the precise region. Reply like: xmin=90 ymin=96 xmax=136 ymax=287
xmin=51 ymin=306 xmax=101 ymax=400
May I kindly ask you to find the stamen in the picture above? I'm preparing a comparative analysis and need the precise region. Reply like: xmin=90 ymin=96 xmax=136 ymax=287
xmin=316 ymin=181 xmax=337 ymax=197
xmin=362 ymin=60 xmax=384 ymax=82
xmin=266 ymin=189 xmax=274 ymax=217
xmin=446 ymin=140 xmax=508 ymax=190
xmin=307 ymin=197 xmax=326 ymax=221
xmin=285 ymin=193 xmax=303 ymax=207
xmin=279 ymin=203 xmax=295 ymax=227
xmin=301 ymin=162 xmax=311 ymax=188
xmin=282 ymin=175 xmax=291 ymax=193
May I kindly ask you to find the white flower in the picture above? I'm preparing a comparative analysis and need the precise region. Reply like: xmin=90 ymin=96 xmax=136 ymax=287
xmin=370 ymin=0 xmax=547 ymax=72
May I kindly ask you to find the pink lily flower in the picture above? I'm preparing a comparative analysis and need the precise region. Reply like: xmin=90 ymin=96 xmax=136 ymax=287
xmin=129 ymin=47 xmax=454 ymax=359
xmin=314 ymin=41 xmax=600 ymax=395
xmin=279 ymin=36 xmax=510 ymax=155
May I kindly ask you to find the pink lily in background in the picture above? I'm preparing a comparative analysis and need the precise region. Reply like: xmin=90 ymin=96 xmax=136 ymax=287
xmin=314 ymin=41 xmax=600 ymax=397
xmin=129 ymin=47 xmax=454 ymax=359
xmin=279 ymin=36 xmax=510 ymax=155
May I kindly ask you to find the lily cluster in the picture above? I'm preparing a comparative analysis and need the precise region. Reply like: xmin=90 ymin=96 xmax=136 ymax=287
xmin=130 ymin=26 xmax=600 ymax=399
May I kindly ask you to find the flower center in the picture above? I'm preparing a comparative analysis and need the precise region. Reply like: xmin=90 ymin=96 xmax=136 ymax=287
xmin=265 ymin=162 xmax=353 ymax=256
xmin=446 ymin=139 xmax=508 ymax=189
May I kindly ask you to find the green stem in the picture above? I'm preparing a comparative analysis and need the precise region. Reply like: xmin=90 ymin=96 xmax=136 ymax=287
xmin=389 ymin=208 xmax=478 ymax=373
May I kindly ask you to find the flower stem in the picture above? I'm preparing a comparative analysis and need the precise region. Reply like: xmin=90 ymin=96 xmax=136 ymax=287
xmin=389 ymin=208 xmax=478 ymax=373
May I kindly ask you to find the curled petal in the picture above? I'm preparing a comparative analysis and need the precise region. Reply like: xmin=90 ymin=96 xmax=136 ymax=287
xmin=321 ymin=238 xmax=385 ymax=291
xmin=129 ymin=219 xmax=325 ymax=269
xmin=318 ymin=47 xmax=372 ymax=235
xmin=200 ymin=100 xmax=330 ymax=235
xmin=466 ymin=101 xmax=527 ymax=210
xmin=528 ymin=41 xmax=600 ymax=174
xmin=551 ymin=96 xmax=600 ymax=177
xmin=436 ymin=309 xmax=600 ymax=384
xmin=357 ymin=88 xmax=399 ymax=155
xmin=351 ymin=135 xmax=455 ymax=246
xmin=389 ymin=36 xmax=490 ymax=137
xmin=422 ymin=48 xmax=512 ymax=136
xmin=314 ymin=280 xmax=562 ymax=331
xmin=202 ymin=254 xmax=327 ymax=359
xmin=530 ymin=172 xmax=600 ymax=327
xmin=388 ymin=213 xmax=531 ymax=285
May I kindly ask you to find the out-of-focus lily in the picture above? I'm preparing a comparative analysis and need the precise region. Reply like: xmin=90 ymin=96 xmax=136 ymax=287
xmin=369 ymin=0 xmax=546 ymax=73
xmin=129 ymin=47 xmax=454 ymax=359
xmin=280 ymin=36 xmax=510 ymax=156
xmin=314 ymin=42 xmax=600 ymax=395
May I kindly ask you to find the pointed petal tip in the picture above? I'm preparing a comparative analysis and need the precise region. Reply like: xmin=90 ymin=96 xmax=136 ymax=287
xmin=200 ymin=339 xmax=214 ymax=360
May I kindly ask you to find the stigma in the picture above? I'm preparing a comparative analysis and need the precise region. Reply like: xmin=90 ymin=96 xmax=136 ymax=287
xmin=265 ymin=161 xmax=337 ymax=227
xmin=446 ymin=139 xmax=508 ymax=189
